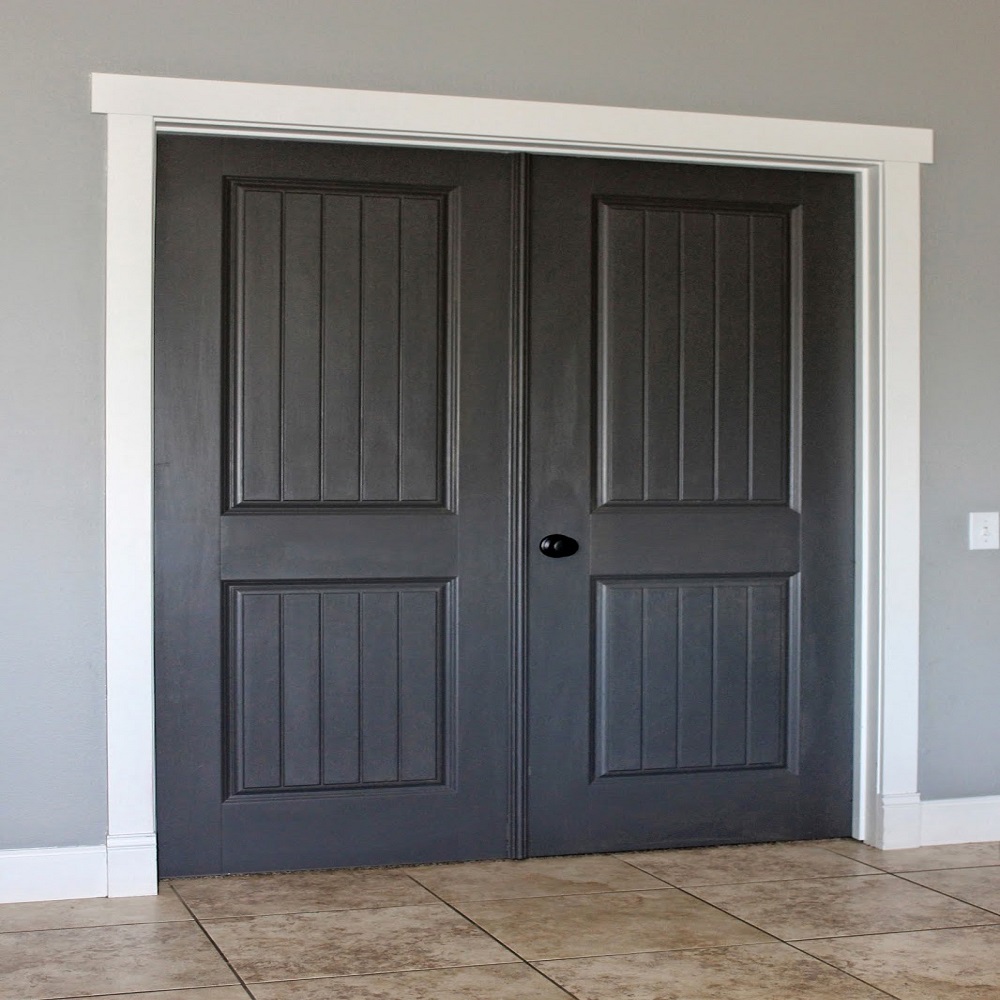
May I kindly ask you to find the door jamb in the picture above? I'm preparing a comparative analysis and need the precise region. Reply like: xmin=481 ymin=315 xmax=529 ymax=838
xmin=92 ymin=74 xmax=932 ymax=895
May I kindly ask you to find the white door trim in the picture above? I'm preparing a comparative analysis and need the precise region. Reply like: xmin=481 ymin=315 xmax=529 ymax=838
xmin=92 ymin=74 xmax=932 ymax=895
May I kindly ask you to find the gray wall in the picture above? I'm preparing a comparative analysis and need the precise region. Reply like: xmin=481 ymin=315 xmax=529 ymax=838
xmin=2 ymin=0 xmax=997 ymax=849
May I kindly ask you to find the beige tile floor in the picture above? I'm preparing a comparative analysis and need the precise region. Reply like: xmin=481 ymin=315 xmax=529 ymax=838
xmin=2 ymin=839 xmax=1000 ymax=999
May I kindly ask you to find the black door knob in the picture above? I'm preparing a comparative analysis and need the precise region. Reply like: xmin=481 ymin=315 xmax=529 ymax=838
xmin=539 ymin=534 xmax=580 ymax=558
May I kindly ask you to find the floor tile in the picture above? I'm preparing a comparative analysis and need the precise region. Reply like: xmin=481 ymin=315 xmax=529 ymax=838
xmin=170 ymin=868 xmax=435 ymax=918
xmin=689 ymin=873 xmax=1000 ymax=940
xmin=202 ymin=903 xmax=514 ymax=982
xmin=616 ymin=842 xmax=881 ymax=886
xmin=538 ymin=942 xmax=888 ymax=999
xmin=0 ymin=886 xmax=190 ymax=932
xmin=819 ymin=839 xmax=1000 ymax=872
xmin=800 ymin=924 xmax=1000 ymax=998
xmin=85 ymin=990 xmax=249 ymax=1000
xmin=455 ymin=888 xmax=771 ymax=961
xmin=900 ymin=866 xmax=1000 ymax=914
xmin=0 ymin=921 xmax=238 ymax=999
xmin=408 ymin=854 xmax=666 ymax=901
xmin=248 ymin=963 xmax=570 ymax=998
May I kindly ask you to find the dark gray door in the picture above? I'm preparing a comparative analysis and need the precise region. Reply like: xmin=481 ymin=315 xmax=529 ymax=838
xmin=155 ymin=138 xmax=854 ymax=876
xmin=526 ymin=156 xmax=854 ymax=853
xmin=154 ymin=136 xmax=515 ymax=876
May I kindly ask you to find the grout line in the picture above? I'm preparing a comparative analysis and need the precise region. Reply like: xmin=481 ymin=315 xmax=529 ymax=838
xmin=888 ymin=870 xmax=1000 ymax=917
xmin=613 ymin=852 xmax=679 ymax=888
xmin=811 ymin=843 xmax=899 ymax=873
xmin=164 ymin=881 xmax=255 ymax=998
xmin=659 ymin=885 xmax=784 ymax=946
xmin=527 ymin=939 xmax=896 ymax=1000
xmin=894 ymin=863 xmax=1000 ymax=874
xmin=0 ymin=914 xmax=193 ymax=936
xmin=803 ymin=842 xmax=998 ymax=876
xmin=790 ymin=918 xmax=1000 ymax=944
xmin=65 ymin=985 xmax=254 ymax=999
xmin=248 ymin=961 xmax=525 ymax=985
xmin=410 ymin=880 xmax=580 ymax=998
xmin=177 ymin=899 xmax=448 ymax=922
xmin=613 ymin=855 xmax=900 ymax=999
xmin=779 ymin=940 xmax=901 ymax=998
xmin=610 ymin=853 xmax=897 ymax=888
xmin=529 ymin=941 xmax=787 ymax=961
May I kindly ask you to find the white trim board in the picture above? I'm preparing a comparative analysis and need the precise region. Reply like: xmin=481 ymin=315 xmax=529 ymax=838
xmin=874 ymin=795 xmax=1000 ymax=849
xmin=85 ymin=73 xmax=933 ymax=901
xmin=921 ymin=795 xmax=1000 ymax=846
xmin=90 ymin=74 xmax=933 ymax=164
xmin=0 ymin=846 xmax=107 ymax=904
xmin=0 ymin=836 xmax=159 ymax=904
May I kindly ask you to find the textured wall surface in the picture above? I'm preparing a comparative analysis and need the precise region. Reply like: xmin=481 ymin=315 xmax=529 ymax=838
xmin=2 ymin=0 xmax=998 ymax=848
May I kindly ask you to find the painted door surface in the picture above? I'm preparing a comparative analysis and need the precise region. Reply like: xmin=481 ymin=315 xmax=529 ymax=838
xmin=526 ymin=156 xmax=854 ymax=853
xmin=155 ymin=137 xmax=853 ymax=876
xmin=154 ymin=137 xmax=515 ymax=876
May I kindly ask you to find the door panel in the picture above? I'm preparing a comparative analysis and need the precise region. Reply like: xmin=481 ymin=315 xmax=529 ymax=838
xmin=230 ymin=181 xmax=449 ymax=508
xmin=227 ymin=581 xmax=448 ymax=794
xmin=594 ymin=577 xmax=789 ymax=776
xmin=155 ymin=137 xmax=513 ymax=876
xmin=526 ymin=155 xmax=854 ymax=854
xmin=597 ymin=200 xmax=791 ymax=505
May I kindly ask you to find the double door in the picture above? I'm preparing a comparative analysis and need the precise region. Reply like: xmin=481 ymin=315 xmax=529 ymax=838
xmin=154 ymin=137 xmax=854 ymax=876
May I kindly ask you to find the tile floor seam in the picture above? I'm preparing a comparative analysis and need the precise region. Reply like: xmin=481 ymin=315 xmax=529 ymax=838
xmin=659 ymin=881 xmax=789 ymax=947
xmin=640 ymin=872 xmax=884 ymax=888
xmin=0 ymin=914 xmax=194 ymax=935
xmin=180 ymin=900 xmax=446 ymax=922
xmin=612 ymin=852 xmax=679 ymax=888
xmin=777 ymin=937 xmax=904 ymax=999
xmin=682 ymin=870 xmax=1000 ymax=944
xmin=57 ymin=989 xmax=251 ymax=1000
xmin=410 ymin=875 xmax=583 ymax=998
xmin=401 ymin=857 xmax=667 ymax=901
xmin=612 ymin=847 xmax=885 ymax=889
xmin=893 ymin=863 xmax=1000 ymax=873
xmin=814 ymin=842 xmax=895 ymax=870
xmin=233 ymin=959 xmax=528 ymax=985
xmin=896 ymin=865 xmax=1000 ymax=917
xmin=165 ymin=880 xmax=255 ymax=998
xmin=897 ymin=864 xmax=1000 ymax=875
xmin=814 ymin=841 xmax=1000 ymax=875
xmin=528 ymin=940 xmax=807 ymax=961
xmin=528 ymin=941 xmax=907 ymax=1000
xmin=882 ymin=869 xmax=1000 ymax=920
xmin=687 ymin=867 xmax=1000 ymax=900
xmin=790 ymin=918 xmax=1000 ymax=944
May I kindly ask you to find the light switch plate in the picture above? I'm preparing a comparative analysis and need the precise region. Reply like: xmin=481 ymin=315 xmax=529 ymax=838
xmin=969 ymin=511 xmax=999 ymax=550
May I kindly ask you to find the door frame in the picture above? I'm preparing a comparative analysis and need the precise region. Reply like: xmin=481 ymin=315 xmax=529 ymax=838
xmin=92 ymin=73 xmax=932 ymax=895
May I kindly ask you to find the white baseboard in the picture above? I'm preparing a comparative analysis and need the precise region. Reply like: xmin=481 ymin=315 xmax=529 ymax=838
xmin=0 ymin=846 xmax=108 ymax=904
xmin=0 ymin=834 xmax=159 ymax=903
xmin=874 ymin=793 xmax=1000 ymax=849
xmin=107 ymin=833 xmax=158 ymax=897
xmin=920 ymin=794 xmax=1000 ymax=846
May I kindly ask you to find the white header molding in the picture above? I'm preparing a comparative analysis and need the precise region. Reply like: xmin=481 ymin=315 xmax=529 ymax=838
xmin=88 ymin=73 xmax=931 ymax=899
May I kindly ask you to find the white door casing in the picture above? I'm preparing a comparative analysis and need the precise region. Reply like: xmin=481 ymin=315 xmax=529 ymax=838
xmin=93 ymin=74 xmax=931 ymax=896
